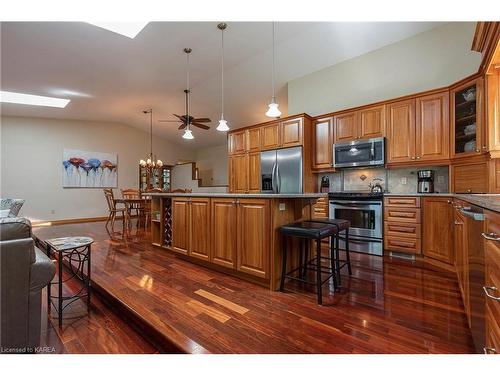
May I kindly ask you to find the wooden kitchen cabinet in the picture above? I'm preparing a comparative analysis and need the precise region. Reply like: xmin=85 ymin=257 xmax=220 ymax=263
xmin=247 ymin=128 xmax=261 ymax=152
xmin=334 ymin=111 xmax=358 ymax=143
xmin=358 ymin=105 xmax=385 ymax=139
xmin=211 ymin=198 xmax=238 ymax=269
xmin=422 ymin=197 xmax=454 ymax=264
xmin=280 ymin=117 xmax=303 ymax=148
xmin=172 ymin=198 xmax=190 ymax=255
xmin=415 ymin=91 xmax=450 ymax=162
xmin=260 ymin=123 xmax=280 ymax=150
xmin=386 ymin=99 xmax=416 ymax=164
xmin=228 ymin=130 xmax=246 ymax=155
xmin=384 ymin=196 xmax=422 ymax=255
xmin=230 ymin=154 xmax=249 ymax=193
xmin=189 ymin=198 xmax=211 ymax=261
xmin=237 ymin=199 xmax=270 ymax=279
xmin=450 ymin=159 xmax=489 ymax=193
xmin=248 ymin=152 xmax=261 ymax=192
xmin=312 ymin=116 xmax=334 ymax=170
xmin=454 ymin=204 xmax=469 ymax=316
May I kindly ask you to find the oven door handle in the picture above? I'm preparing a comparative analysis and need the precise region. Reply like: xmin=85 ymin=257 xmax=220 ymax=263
xmin=343 ymin=237 xmax=383 ymax=244
xmin=330 ymin=201 xmax=382 ymax=206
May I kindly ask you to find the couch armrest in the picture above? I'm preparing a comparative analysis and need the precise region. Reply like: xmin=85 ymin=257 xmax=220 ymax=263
xmin=30 ymin=247 xmax=55 ymax=292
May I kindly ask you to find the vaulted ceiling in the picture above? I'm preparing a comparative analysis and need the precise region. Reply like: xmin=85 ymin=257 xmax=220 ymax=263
xmin=1 ymin=21 xmax=446 ymax=148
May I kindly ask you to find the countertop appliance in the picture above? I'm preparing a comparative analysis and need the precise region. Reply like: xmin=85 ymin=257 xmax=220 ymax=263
xmin=260 ymin=146 xmax=303 ymax=194
xmin=417 ymin=170 xmax=434 ymax=193
xmin=333 ymin=137 xmax=385 ymax=169
xmin=320 ymin=176 xmax=330 ymax=193
xmin=328 ymin=191 xmax=383 ymax=256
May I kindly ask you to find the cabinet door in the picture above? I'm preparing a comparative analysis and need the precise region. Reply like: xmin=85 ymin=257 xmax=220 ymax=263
xmin=248 ymin=152 xmax=261 ymax=193
xmin=386 ymin=99 xmax=416 ymax=164
xmin=334 ymin=111 xmax=358 ymax=143
xmin=189 ymin=198 xmax=210 ymax=261
xmin=422 ymin=197 xmax=454 ymax=264
xmin=312 ymin=117 xmax=333 ymax=170
xmin=231 ymin=153 xmax=248 ymax=193
xmin=280 ymin=117 xmax=303 ymax=147
xmin=211 ymin=199 xmax=237 ymax=269
xmin=260 ymin=123 xmax=280 ymax=150
xmin=359 ymin=105 xmax=385 ymax=139
xmin=247 ymin=128 xmax=261 ymax=152
xmin=415 ymin=92 xmax=450 ymax=162
xmin=454 ymin=209 xmax=469 ymax=315
xmin=172 ymin=198 xmax=190 ymax=255
xmin=229 ymin=130 xmax=246 ymax=155
xmin=451 ymin=161 xmax=489 ymax=193
xmin=237 ymin=199 xmax=270 ymax=278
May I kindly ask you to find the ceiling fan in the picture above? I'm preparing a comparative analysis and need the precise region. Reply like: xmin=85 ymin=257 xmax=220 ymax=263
xmin=159 ymin=48 xmax=211 ymax=133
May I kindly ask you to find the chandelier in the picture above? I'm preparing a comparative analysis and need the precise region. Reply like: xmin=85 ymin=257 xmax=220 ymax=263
xmin=139 ymin=108 xmax=163 ymax=169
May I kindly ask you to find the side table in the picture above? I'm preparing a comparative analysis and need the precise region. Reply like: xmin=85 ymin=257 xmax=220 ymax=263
xmin=44 ymin=236 xmax=93 ymax=326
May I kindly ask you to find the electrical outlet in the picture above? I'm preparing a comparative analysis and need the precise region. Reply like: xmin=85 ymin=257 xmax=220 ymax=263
xmin=279 ymin=203 xmax=286 ymax=211
xmin=400 ymin=177 xmax=407 ymax=185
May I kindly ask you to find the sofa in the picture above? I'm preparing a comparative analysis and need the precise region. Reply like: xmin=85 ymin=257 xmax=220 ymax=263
xmin=0 ymin=216 xmax=56 ymax=351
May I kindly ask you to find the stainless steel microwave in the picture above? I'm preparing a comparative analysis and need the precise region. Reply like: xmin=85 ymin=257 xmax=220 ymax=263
xmin=333 ymin=137 xmax=385 ymax=169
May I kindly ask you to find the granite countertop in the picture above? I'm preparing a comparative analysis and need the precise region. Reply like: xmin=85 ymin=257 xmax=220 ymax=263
xmin=384 ymin=192 xmax=500 ymax=213
xmin=143 ymin=192 xmax=327 ymax=199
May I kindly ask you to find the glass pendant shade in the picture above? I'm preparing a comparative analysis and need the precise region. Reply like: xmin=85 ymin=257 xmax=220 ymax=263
xmin=265 ymin=101 xmax=281 ymax=118
xmin=216 ymin=116 xmax=230 ymax=132
xmin=182 ymin=129 xmax=194 ymax=139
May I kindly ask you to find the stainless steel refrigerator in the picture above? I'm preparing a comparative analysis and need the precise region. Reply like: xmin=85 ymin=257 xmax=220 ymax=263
xmin=260 ymin=146 xmax=303 ymax=194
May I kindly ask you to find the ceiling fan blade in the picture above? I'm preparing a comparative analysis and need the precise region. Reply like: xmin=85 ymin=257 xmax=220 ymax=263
xmin=158 ymin=120 xmax=181 ymax=123
xmin=192 ymin=123 xmax=210 ymax=130
xmin=178 ymin=123 xmax=187 ymax=130
xmin=193 ymin=118 xmax=211 ymax=122
xmin=173 ymin=114 xmax=185 ymax=121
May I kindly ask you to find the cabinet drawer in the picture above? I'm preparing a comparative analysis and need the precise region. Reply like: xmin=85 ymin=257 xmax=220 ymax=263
xmin=384 ymin=196 xmax=420 ymax=208
xmin=385 ymin=235 xmax=421 ymax=254
xmin=384 ymin=222 xmax=421 ymax=239
xmin=384 ymin=207 xmax=421 ymax=223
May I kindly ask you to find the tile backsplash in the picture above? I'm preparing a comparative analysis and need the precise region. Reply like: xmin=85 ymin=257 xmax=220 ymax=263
xmin=318 ymin=166 xmax=449 ymax=194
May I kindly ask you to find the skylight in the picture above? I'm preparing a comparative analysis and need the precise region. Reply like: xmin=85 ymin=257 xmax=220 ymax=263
xmin=0 ymin=91 xmax=70 ymax=108
xmin=87 ymin=22 xmax=149 ymax=39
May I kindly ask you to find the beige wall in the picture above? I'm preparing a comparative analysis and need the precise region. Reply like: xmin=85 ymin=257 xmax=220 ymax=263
xmin=194 ymin=144 xmax=228 ymax=186
xmin=171 ymin=163 xmax=228 ymax=193
xmin=288 ymin=22 xmax=482 ymax=116
xmin=0 ymin=116 xmax=194 ymax=221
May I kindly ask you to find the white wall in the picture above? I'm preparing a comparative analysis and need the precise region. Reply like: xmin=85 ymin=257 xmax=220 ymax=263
xmin=0 ymin=116 xmax=194 ymax=221
xmin=171 ymin=163 xmax=228 ymax=193
xmin=288 ymin=22 xmax=482 ymax=116
xmin=194 ymin=144 xmax=228 ymax=186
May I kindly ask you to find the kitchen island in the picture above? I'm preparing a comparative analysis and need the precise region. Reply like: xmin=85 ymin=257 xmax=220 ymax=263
xmin=145 ymin=193 xmax=326 ymax=289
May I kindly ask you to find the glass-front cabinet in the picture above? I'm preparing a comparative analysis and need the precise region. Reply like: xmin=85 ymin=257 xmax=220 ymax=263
xmin=139 ymin=165 xmax=172 ymax=192
xmin=451 ymin=78 xmax=486 ymax=158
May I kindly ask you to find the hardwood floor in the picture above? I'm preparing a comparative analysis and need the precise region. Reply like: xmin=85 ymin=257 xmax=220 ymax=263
xmin=33 ymin=221 xmax=475 ymax=354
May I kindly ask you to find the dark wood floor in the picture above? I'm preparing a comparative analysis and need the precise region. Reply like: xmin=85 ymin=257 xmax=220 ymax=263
xmin=34 ymin=220 xmax=475 ymax=354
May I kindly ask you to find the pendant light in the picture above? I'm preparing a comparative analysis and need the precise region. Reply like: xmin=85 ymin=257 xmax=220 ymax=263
xmin=139 ymin=109 xmax=163 ymax=168
xmin=265 ymin=22 xmax=281 ymax=118
xmin=216 ymin=23 xmax=230 ymax=132
xmin=182 ymin=48 xmax=194 ymax=140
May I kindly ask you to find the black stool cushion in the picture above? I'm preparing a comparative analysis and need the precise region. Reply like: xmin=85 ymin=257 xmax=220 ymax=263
xmin=279 ymin=221 xmax=338 ymax=239
xmin=306 ymin=218 xmax=350 ymax=231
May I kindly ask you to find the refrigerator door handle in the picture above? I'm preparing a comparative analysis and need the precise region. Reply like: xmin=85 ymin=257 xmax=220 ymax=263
xmin=271 ymin=162 xmax=278 ymax=193
xmin=276 ymin=163 xmax=281 ymax=193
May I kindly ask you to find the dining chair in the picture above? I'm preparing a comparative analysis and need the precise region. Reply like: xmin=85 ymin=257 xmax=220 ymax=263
xmin=103 ymin=189 xmax=128 ymax=232
xmin=121 ymin=188 xmax=147 ymax=227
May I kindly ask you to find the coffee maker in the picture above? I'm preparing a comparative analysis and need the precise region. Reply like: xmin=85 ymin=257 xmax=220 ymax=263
xmin=417 ymin=170 xmax=434 ymax=193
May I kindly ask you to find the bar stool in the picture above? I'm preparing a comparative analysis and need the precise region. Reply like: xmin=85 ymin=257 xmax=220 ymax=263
xmin=279 ymin=221 xmax=339 ymax=305
xmin=305 ymin=218 xmax=352 ymax=286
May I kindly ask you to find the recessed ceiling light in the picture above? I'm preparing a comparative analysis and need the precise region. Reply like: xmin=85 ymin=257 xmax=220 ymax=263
xmin=87 ymin=22 xmax=149 ymax=39
xmin=0 ymin=91 xmax=70 ymax=108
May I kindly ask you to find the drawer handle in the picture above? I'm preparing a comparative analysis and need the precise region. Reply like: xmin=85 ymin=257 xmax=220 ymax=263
xmin=390 ymin=200 xmax=414 ymax=204
xmin=483 ymin=347 xmax=497 ymax=354
xmin=390 ymin=240 xmax=413 ymax=248
xmin=389 ymin=226 xmax=414 ymax=233
xmin=391 ymin=212 xmax=414 ymax=217
xmin=454 ymin=221 xmax=463 ymax=225
xmin=482 ymin=232 xmax=500 ymax=242
xmin=483 ymin=286 xmax=500 ymax=301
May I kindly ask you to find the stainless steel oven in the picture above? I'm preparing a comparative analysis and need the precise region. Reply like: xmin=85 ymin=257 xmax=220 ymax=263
xmin=329 ymin=192 xmax=383 ymax=256
xmin=333 ymin=137 xmax=385 ymax=169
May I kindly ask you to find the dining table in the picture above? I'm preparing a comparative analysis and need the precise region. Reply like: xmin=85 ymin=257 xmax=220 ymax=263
xmin=114 ymin=197 xmax=150 ymax=228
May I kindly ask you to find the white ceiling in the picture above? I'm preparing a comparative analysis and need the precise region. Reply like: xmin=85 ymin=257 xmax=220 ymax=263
xmin=1 ymin=21 xmax=446 ymax=148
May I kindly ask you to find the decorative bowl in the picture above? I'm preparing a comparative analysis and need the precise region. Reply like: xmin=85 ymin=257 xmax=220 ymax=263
xmin=462 ymin=88 xmax=476 ymax=102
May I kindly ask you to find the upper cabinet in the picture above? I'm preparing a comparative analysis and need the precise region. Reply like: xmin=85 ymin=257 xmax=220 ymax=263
xmin=386 ymin=91 xmax=450 ymax=166
xmin=451 ymin=77 xmax=485 ymax=158
xmin=415 ymin=91 xmax=450 ymax=162
xmin=247 ymin=128 xmax=261 ymax=152
xmin=260 ymin=123 xmax=280 ymax=150
xmin=280 ymin=118 xmax=303 ymax=148
xmin=228 ymin=130 xmax=247 ymax=155
xmin=312 ymin=117 xmax=334 ymax=170
xmin=358 ymin=105 xmax=385 ymax=139
xmin=334 ymin=111 xmax=358 ymax=143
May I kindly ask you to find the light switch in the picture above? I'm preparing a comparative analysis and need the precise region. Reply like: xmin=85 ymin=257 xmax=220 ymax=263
xmin=279 ymin=203 xmax=286 ymax=211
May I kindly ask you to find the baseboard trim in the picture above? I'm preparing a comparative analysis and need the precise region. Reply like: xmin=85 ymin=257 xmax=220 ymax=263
xmin=32 ymin=216 xmax=108 ymax=227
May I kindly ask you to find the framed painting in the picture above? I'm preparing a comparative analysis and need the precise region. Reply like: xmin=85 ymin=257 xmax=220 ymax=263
xmin=62 ymin=149 xmax=118 ymax=188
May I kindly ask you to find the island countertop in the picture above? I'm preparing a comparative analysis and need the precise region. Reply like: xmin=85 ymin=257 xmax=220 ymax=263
xmin=143 ymin=192 xmax=327 ymax=199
